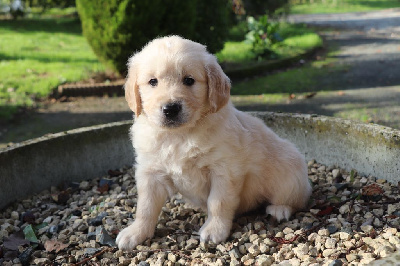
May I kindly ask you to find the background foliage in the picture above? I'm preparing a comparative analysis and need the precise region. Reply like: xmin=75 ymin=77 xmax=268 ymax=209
xmin=76 ymin=0 xmax=230 ymax=74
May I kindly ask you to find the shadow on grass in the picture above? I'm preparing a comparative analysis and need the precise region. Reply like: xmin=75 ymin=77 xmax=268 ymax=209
xmin=0 ymin=17 xmax=82 ymax=35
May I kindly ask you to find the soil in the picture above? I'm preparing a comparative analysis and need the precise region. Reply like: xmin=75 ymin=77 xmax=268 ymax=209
xmin=1 ymin=9 xmax=400 ymax=148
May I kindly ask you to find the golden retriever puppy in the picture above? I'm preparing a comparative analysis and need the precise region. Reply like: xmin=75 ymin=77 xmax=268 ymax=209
xmin=116 ymin=36 xmax=311 ymax=250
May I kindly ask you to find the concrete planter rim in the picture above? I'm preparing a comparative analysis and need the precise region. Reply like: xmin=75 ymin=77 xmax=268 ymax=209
xmin=1 ymin=112 xmax=399 ymax=210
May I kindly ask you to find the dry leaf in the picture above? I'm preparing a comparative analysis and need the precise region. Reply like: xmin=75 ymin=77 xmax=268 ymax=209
xmin=362 ymin=184 xmax=384 ymax=196
xmin=44 ymin=239 xmax=69 ymax=253
xmin=316 ymin=206 xmax=334 ymax=216
xmin=305 ymin=92 xmax=317 ymax=99
xmin=3 ymin=233 xmax=30 ymax=251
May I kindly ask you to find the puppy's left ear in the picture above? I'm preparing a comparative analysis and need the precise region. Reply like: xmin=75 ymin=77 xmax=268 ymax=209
xmin=205 ymin=56 xmax=231 ymax=113
xmin=124 ymin=57 xmax=142 ymax=117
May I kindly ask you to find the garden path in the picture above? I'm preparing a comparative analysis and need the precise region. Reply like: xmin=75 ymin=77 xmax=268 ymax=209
xmin=240 ymin=8 xmax=400 ymax=128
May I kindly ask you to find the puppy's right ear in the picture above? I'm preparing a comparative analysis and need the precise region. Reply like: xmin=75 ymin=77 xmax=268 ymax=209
xmin=124 ymin=57 xmax=142 ymax=117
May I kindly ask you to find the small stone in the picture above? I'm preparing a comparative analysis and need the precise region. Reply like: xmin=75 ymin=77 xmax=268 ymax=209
xmin=88 ymin=212 xmax=108 ymax=226
xmin=389 ymin=235 xmax=400 ymax=246
xmin=387 ymin=204 xmax=398 ymax=215
xmin=216 ymin=244 xmax=227 ymax=253
xmin=264 ymin=237 xmax=277 ymax=246
xmin=232 ymin=231 xmax=242 ymax=239
xmin=241 ymin=254 xmax=254 ymax=265
xmin=254 ymin=222 xmax=264 ymax=231
xmin=255 ymin=254 xmax=273 ymax=266
xmin=293 ymin=243 xmax=309 ymax=257
xmin=308 ymin=232 xmax=318 ymax=242
xmin=248 ymin=244 xmax=260 ymax=256
xmin=239 ymin=245 xmax=247 ymax=254
xmin=167 ymin=253 xmax=176 ymax=263
xmin=373 ymin=217 xmax=383 ymax=227
xmin=346 ymin=254 xmax=358 ymax=262
xmin=322 ymin=249 xmax=336 ymax=257
xmin=325 ymin=238 xmax=337 ymax=249
xmin=373 ymin=209 xmax=384 ymax=217
xmin=327 ymin=225 xmax=338 ymax=234
xmin=360 ymin=258 xmax=376 ymax=264
xmin=1 ymin=223 xmax=13 ymax=233
xmin=119 ymin=257 xmax=131 ymax=266
xmin=229 ymin=247 xmax=240 ymax=259
xmin=334 ymin=183 xmax=348 ymax=191
xmin=79 ymin=181 xmax=90 ymax=190
xmin=376 ymin=179 xmax=386 ymax=184
xmin=33 ymin=258 xmax=50 ymax=265
xmin=329 ymin=259 xmax=343 ymax=266
xmin=378 ymin=245 xmax=395 ymax=257
xmin=18 ymin=247 xmax=33 ymax=266
xmin=339 ymin=232 xmax=351 ymax=241
xmin=84 ymin=248 xmax=101 ymax=256
xmin=339 ymin=204 xmax=350 ymax=215
xmin=248 ymin=234 xmax=258 ymax=243
xmin=96 ymin=226 xmax=116 ymax=247
xmin=138 ymin=262 xmax=150 ymax=266
xmin=185 ymin=238 xmax=198 ymax=249
xmin=283 ymin=227 xmax=294 ymax=234
xmin=318 ymin=229 xmax=330 ymax=236
xmin=10 ymin=211 xmax=19 ymax=220
xmin=361 ymin=225 xmax=374 ymax=234
xmin=230 ymin=258 xmax=241 ymax=266
xmin=332 ymin=169 xmax=341 ymax=179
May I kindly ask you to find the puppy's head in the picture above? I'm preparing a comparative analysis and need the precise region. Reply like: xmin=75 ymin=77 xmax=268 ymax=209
xmin=125 ymin=36 xmax=230 ymax=129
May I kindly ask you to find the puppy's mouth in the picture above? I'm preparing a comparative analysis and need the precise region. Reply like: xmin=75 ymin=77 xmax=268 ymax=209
xmin=161 ymin=101 xmax=187 ymax=128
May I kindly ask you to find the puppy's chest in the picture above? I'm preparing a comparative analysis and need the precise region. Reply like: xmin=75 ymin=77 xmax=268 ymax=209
xmin=160 ymin=139 xmax=209 ymax=176
xmin=152 ymin=137 xmax=211 ymax=201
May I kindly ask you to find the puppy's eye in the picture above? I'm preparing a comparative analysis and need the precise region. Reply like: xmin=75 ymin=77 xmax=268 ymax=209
xmin=149 ymin=78 xmax=158 ymax=87
xmin=183 ymin=77 xmax=195 ymax=86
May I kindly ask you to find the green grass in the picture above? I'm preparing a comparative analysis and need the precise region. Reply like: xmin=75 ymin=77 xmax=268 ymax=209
xmin=290 ymin=0 xmax=400 ymax=14
xmin=0 ymin=18 xmax=104 ymax=119
xmin=216 ymin=23 xmax=322 ymax=67
xmin=231 ymin=48 xmax=347 ymax=95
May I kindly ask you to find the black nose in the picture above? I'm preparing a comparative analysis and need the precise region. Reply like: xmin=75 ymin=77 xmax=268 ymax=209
xmin=162 ymin=102 xmax=182 ymax=119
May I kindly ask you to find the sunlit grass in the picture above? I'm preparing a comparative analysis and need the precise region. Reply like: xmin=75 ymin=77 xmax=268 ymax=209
xmin=0 ymin=18 xmax=104 ymax=119
xmin=290 ymin=0 xmax=400 ymax=14
xmin=231 ymin=48 xmax=347 ymax=95
xmin=216 ymin=23 xmax=322 ymax=64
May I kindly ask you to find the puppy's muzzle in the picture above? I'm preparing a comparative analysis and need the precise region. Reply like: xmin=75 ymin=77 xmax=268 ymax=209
xmin=161 ymin=102 xmax=184 ymax=127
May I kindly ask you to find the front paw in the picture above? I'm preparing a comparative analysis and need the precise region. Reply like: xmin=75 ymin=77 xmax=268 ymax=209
xmin=116 ymin=222 xmax=153 ymax=251
xmin=199 ymin=218 xmax=231 ymax=244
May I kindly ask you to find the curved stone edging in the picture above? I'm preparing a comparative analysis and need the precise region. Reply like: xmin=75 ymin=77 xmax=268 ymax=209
xmin=1 ymin=112 xmax=399 ymax=210
xmin=0 ymin=121 xmax=134 ymax=210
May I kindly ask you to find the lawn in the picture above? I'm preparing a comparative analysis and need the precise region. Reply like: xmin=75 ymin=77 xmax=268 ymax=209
xmin=290 ymin=0 xmax=400 ymax=14
xmin=0 ymin=16 xmax=322 ymax=121
xmin=0 ymin=18 xmax=104 ymax=119
xmin=216 ymin=23 xmax=322 ymax=66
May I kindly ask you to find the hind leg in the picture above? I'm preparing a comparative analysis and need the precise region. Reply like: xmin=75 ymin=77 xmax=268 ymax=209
xmin=266 ymin=205 xmax=293 ymax=222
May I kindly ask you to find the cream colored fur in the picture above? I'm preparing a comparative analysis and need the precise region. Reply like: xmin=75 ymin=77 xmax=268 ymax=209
xmin=116 ymin=36 xmax=312 ymax=250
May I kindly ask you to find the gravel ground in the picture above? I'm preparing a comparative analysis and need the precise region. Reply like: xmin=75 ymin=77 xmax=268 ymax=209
xmin=1 ymin=160 xmax=400 ymax=265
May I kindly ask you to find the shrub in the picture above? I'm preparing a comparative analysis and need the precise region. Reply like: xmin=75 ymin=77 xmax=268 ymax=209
xmin=245 ymin=14 xmax=282 ymax=59
xmin=76 ymin=0 xmax=230 ymax=74
xmin=242 ymin=0 xmax=290 ymax=17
